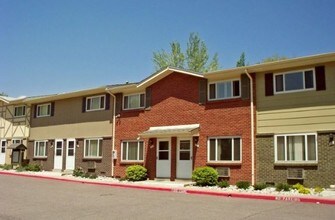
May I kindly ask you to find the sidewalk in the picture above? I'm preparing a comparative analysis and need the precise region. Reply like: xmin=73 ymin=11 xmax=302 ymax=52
xmin=1 ymin=170 xmax=335 ymax=205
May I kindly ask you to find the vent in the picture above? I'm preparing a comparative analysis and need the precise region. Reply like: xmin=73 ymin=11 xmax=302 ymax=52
xmin=87 ymin=161 xmax=96 ymax=169
xmin=287 ymin=168 xmax=304 ymax=179
xmin=217 ymin=167 xmax=230 ymax=177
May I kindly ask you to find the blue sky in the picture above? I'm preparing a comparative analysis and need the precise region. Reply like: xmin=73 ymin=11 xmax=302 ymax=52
xmin=1 ymin=0 xmax=335 ymax=97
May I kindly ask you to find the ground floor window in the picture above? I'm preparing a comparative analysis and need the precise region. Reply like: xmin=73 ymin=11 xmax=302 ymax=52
xmin=122 ymin=141 xmax=144 ymax=161
xmin=34 ymin=141 xmax=47 ymax=157
xmin=208 ymin=137 xmax=241 ymax=162
xmin=84 ymin=139 xmax=102 ymax=158
xmin=1 ymin=140 xmax=6 ymax=153
xmin=275 ymin=133 xmax=317 ymax=162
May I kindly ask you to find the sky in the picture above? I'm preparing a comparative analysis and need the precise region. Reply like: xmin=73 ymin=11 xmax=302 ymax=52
xmin=1 ymin=0 xmax=335 ymax=97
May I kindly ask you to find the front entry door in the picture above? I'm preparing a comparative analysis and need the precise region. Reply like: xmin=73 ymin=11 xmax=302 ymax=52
xmin=177 ymin=139 xmax=193 ymax=179
xmin=65 ymin=139 xmax=75 ymax=170
xmin=0 ymin=139 xmax=6 ymax=165
xmin=53 ymin=139 xmax=63 ymax=170
xmin=156 ymin=139 xmax=171 ymax=178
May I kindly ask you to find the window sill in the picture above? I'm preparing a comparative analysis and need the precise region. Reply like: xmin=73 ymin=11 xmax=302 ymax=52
xmin=274 ymin=162 xmax=318 ymax=167
xmin=33 ymin=157 xmax=47 ymax=160
xmin=83 ymin=157 xmax=102 ymax=161
xmin=120 ymin=161 xmax=144 ymax=165
xmin=85 ymin=108 xmax=105 ymax=112
xmin=206 ymin=161 xmax=242 ymax=166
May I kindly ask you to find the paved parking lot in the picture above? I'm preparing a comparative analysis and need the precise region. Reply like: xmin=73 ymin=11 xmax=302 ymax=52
xmin=0 ymin=174 xmax=334 ymax=220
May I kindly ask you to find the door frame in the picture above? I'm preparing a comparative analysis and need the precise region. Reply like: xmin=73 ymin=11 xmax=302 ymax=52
xmin=65 ymin=138 xmax=76 ymax=170
xmin=53 ymin=139 xmax=63 ymax=170
xmin=0 ymin=139 xmax=6 ymax=165
xmin=156 ymin=138 xmax=171 ymax=178
xmin=176 ymin=137 xmax=193 ymax=179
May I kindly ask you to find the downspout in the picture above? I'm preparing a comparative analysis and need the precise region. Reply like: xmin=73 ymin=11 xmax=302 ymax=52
xmin=107 ymin=89 xmax=116 ymax=177
xmin=244 ymin=69 xmax=255 ymax=186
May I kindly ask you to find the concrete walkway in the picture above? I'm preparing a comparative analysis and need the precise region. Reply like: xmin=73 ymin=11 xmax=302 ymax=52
xmin=1 ymin=169 xmax=335 ymax=205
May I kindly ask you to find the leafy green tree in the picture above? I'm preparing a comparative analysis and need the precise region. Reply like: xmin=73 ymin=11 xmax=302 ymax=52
xmin=236 ymin=52 xmax=246 ymax=67
xmin=153 ymin=33 xmax=219 ymax=72
xmin=0 ymin=92 xmax=8 ymax=97
xmin=261 ymin=54 xmax=288 ymax=63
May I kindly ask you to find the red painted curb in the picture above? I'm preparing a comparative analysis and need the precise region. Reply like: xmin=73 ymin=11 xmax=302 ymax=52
xmin=1 ymin=171 xmax=335 ymax=205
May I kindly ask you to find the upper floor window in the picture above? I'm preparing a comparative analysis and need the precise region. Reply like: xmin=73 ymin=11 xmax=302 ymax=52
xmin=122 ymin=141 xmax=144 ymax=161
xmin=208 ymin=80 xmax=240 ymax=101
xmin=208 ymin=137 xmax=241 ymax=162
xmin=123 ymin=93 xmax=145 ymax=110
xmin=34 ymin=140 xmax=47 ymax=157
xmin=274 ymin=69 xmax=315 ymax=94
xmin=14 ymin=106 xmax=26 ymax=117
xmin=84 ymin=138 xmax=103 ymax=158
xmin=86 ymin=95 xmax=105 ymax=111
xmin=1 ymin=139 xmax=6 ymax=153
xmin=37 ymin=103 xmax=51 ymax=117
xmin=12 ymin=139 xmax=22 ymax=144
xmin=275 ymin=133 xmax=317 ymax=163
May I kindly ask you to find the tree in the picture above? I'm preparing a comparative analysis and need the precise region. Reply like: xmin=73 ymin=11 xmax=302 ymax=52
xmin=0 ymin=92 xmax=8 ymax=97
xmin=236 ymin=52 xmax=246 ymax=67
xmin=153 ymin=33 xmax=219 ymax=72
xmin=260 ymin=54 xmax=288 ymax=63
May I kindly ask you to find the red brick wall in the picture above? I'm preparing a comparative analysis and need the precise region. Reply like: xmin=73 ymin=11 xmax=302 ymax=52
xmin=114 ymin=72 xmax=253 ymax=184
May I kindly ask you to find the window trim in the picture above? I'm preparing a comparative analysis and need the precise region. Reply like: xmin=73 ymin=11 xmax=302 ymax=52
xmin=84 ymin=138 xmax=103 ymax=159
xmin=123 ymin=93 xmax=145 ymax=110
xmin=1 ymin=139 xmax=6 ymax=153
xmin=121 ymin=140 xmax=144 ymax=162
xmin=86 ymin=95 xmax=106 ymax=112
xmin=12 ymin=139 xmax=22 ymax=144
xmin=208 ymin=79 xmax=241 ymax=101
xmin=37 ymin=103 xmax=51 ymax=118
xmin=34 ymin=140 xmax=48 ymax=158
xmin=274 ymin=133 xmax=318 ymax=163
xmin=14 ymin=105 xmax=26 ymax=117
xmin=207 ymin=136 xmax=242 ymax=163
xmin=273 ymin=69 xmax=316 ymax=94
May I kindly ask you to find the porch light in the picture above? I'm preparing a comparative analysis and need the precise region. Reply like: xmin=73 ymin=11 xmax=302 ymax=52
xmin=194 ymin=137 xmax=199 ymax=148
xmin=149 ymin=139 xmax=154 ymax=148
xmin=329 ymin=133 xmax=334 ymax=146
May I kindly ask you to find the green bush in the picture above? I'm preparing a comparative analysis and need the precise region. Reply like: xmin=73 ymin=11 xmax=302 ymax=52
xmin=314 ymin=186 xmax=324 ymax=193
xmin=276 ymin=183 xmax=291 ymax=192
xmin=217 ymin=180 xmax=229 ymax=188
xmin=89 ymin=173 xmax=98 ymax=179
xmin=2 ymin=164 xmax=13 ymax=170
xmin=15 ymin=166 xmax=26 ymax=172
xmin=126 ymin=165 xmax=147 ymax=181
xmin=25 ymin=164 xmax=42 ymax=172
xmin=292 ymin=183 xmax=304 ymax=190
xmin=253 ymin=183 xmax=267 ymax=191
xmin=298 ymin=187 xmax=311 ymax=194
xmin=236 ymin=181 xmax=251 ymax=190
xmin=73 ymin=167 xmax=85 ymax=177
xmin=192 ymin=166 xmax=218 ymax=186
xmin=83 ymin=172 xmax=90 ymax=178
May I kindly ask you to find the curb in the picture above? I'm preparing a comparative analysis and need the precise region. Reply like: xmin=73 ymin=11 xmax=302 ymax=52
xmin=1 ymin=171 xmax=335 ymax=205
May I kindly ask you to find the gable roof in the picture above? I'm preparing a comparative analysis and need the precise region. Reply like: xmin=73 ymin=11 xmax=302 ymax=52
xmin=0 ymin=96 xmax=26 ymax=104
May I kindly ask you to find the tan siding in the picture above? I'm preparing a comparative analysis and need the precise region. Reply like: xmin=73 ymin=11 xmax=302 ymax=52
xmin=256 ymin=62 xmax=335 ymax=134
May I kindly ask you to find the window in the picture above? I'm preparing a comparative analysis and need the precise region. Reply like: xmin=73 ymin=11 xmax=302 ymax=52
xmin=14 ymin=106 xmax=26 ymax=117
xmin=34 ymin=141 xmax=47 ymax=157
xmin=274 ymin=69 xmax=315 ymax=93
xmin=1 ymin=140 xmax=6 ymax=153
xmin=84 ymin=138 xmax=102 ymax=158
xmin=208 ymin=137 xmax=241 ymax=162
xmin=12 ymin=139 xmax=22 ymax=144
xmin=122 ymin=141 xmax=144 ymax=161
xmin=86 ymin=95 xmax=105 ymax=111
xmin=37 ymin=103 xmax=51 ymax=117
xmin=209 ymin=80 xmax=240 ymax=100
xmin=275 ymin=134 xmax=317 ymax=162
xmin=123 ymin=93 xmax=145 ymax=110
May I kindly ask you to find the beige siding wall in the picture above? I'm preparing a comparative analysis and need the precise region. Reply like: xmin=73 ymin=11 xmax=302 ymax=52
xmin=256 ymin=62 xmax=335 ymax=134
xmin=30 ymin=94 xmax=114 ymax=140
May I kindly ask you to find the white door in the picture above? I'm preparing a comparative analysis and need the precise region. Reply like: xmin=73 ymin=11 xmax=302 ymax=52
xmin=65 ymin=139 xmax=75 ymax=170
xmin=0 ymin=139 xmax=6 ymax=165
xmin=177 ymin=139 xmax=193 ymax=179
xmin=53 ymin=139 xmax=63 ymax=170
xmin=156 ymin=139 xmax=171 ymax=178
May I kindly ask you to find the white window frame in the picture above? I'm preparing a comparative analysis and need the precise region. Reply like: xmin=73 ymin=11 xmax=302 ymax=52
xmin=274 ymin=133 xmax=318 ymax=163
xmin=37 ymin=103 xmax=51 ymax=118
xmin=12 ymin=139 xmax=22 ymax=144
xmin=207 ymin=136 xmax=242 ymax=163
xmin=123 ymin=93 xmax=145 ymax=110
xmin=121 ymin=140 xmax=144 ymax=162
xmin=273 ymin=69 xmax=316 ymax=94
xmin=208 ymin=79 xmax=241 ymax=101
xmin=14 ymin=105 xmax=26 ymax=117
xmin=34 ymin=140 xmax=48 ymax=158
xmin=86 ymin=95 xmax=106 ymax=112
xmin=1 ymin=139 xmax=6 ymax=153
xmin=84 ymin=138 xmax=103 ymax=158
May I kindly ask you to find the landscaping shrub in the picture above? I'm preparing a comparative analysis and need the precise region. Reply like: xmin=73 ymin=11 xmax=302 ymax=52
xmin=236 ymin=181 xmax=251 ymax=190
xmin=298 ymin=187 xmax=311 ymax=194
xmin=89 ymin=173 xmax=98 ymax=179
xmin=253 ymin=183 xmax=267 ymax=191
xmin=126 ymin=165 xmax=147 ymax=181
xmin=292 ymin=183 xmax=304 ymax=190
xmin=2 ymin=164 xmax=13 ymax=170
xmin=192 ymin=166 xmax=218 ymax=186
xmin=25 ymin=164 xmax=42 ymax=172
xmin=276 ymin=183 xmax=291 ymax=192
xmin=73 ymin=167 xmax=85 ymax=177
xmin=314 ymin=186 xmax=324 ymax=193
xmin=217 ymin=180 xmax=229 ymax=188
